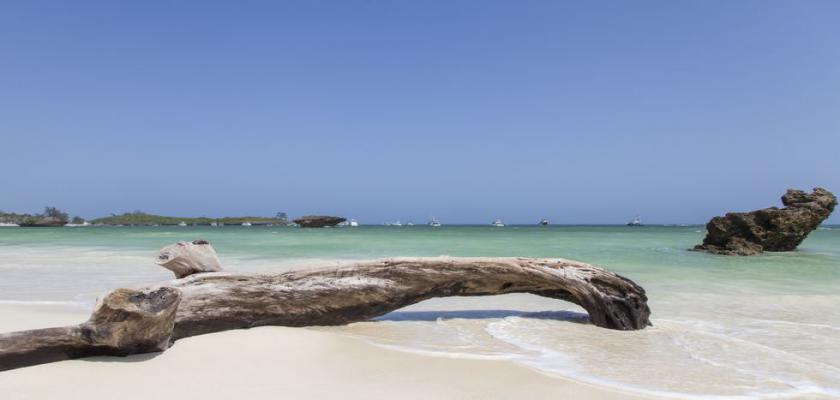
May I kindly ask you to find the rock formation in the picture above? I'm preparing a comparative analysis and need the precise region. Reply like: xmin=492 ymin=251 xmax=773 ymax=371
xmin=0 ymin=244 xmax=651 ymax=371
xmin=157 ymin=240 xmax=223 ymax=278
xmin=18 ymin=216 xmax=67 ymax=227
xmin=293 ymin=215 xmax=346 ymax=228
xmin=694 ymin=187 xmax=836 ymax=255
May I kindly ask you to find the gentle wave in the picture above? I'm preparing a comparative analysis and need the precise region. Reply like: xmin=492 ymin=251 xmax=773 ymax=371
xmin=335 ymin=313 xmax=840 ymax=400
xmin=482 ymin=317 xmax=840 ymax=399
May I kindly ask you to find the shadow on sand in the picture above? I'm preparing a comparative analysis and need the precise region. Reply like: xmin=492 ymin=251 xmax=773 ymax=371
xmin=79 ymin=351 xmax=162 ymax=364
xmin=374 ymin=309 xmax=590 ymax=324
xmin=76 ymin=311 xmax=589 ymax=364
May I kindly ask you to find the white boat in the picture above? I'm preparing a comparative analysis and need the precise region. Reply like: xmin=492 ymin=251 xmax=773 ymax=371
xmin=0 ymin=223 xmax=20 ymax=227
xmin=539 ymin=219 xmax=549 ymax=226
xmin=210 ymin=222 xmax=218 ymax=227
xmin=626 ymin=216 xmax=642 ymax=226
xmin=177 ymin=221 xmax=187 ymax=227
xmin=65 ymin=222 xmax=92 ymax=227
xmin=491 ymin=219 xmax=505 ymax=227
xmin=349 ymin=219 xmax=359 ymax=227
xmin=392 ymin=220 xmax=402 ymax=227
xmin=406 ymin=222 xmax=414 ymax=226
xmin=428 ymin=218 xmax=441 ymax=227
xmin=242 ymin=222 xmax=252 ymax=226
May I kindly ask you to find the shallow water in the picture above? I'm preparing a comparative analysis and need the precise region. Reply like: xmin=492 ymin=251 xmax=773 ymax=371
xmin=1 ymin=225 xmax=838 ymax=398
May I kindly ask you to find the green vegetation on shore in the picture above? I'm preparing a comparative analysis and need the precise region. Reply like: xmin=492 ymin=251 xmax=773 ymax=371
xmin=0 ymin=211 xmax=34 ymax=224
xmin=90 ymin=211 xmax=286 ymax=226
xmin=1 ymin=207 xmax=73 ymax=226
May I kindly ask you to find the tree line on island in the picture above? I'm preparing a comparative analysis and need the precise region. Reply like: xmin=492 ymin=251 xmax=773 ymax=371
xmin=90 ymin=211 xmax=292 ymax=226
xmin=0 ymin=207 xmax=83 ymax=227
xmin=0 ymin=208 xmax=344 ymax=228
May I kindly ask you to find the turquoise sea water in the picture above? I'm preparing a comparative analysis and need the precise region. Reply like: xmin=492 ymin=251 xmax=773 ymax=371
xmin=1 ymin=225 xmax=839 ymax=398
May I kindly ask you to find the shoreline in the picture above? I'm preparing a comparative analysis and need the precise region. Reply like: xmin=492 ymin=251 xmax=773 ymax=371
xmin=0 ymin=304 xmax=654 ymax=400
xmin=2 ymin=228 xmax=839 ymax=398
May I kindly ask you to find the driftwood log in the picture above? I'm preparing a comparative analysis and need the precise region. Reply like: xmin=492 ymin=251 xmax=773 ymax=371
xmin=0 ymin=253 xmax=650 ymax=372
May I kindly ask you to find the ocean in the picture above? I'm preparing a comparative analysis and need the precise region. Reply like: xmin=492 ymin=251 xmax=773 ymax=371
xmin=1 ymin=225 xmax=838 ymax=398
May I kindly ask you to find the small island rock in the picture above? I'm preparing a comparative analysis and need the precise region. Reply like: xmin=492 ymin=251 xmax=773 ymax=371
xmin=694 ymin=187 xmax=836 ymax=256
xmin=18 ymin=217 xmax=67 ymax=227
xmin=293 ymin=215 xmax=346 ymax=228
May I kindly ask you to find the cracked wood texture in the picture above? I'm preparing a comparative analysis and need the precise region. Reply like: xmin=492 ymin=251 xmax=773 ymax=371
xmin=0 ymin=257 xmax=650 ymax=371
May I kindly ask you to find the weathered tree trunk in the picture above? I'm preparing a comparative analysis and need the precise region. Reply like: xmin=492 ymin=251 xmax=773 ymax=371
xmin=0 ymin=257 xmax=650 ymax=372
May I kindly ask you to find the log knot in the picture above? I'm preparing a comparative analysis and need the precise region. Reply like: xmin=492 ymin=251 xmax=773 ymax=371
xmin=83 ymin=287 xmax=182 ymax=353
xmin=157 ymin=240 xmax=223 ymax=278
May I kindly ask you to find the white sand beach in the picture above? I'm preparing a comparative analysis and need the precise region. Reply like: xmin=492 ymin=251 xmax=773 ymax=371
xmin=0 ymin=304 xmax=652 ymax=400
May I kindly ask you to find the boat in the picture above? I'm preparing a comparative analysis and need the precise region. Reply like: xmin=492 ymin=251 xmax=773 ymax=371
xmin=349 ymin=219 xmax=359 ymax=227
xmin=406 ymin=222 xmax=414 ymax=226
xmin=626 ymin=216 xmax=642 ymax=226
xmin=0 ymin=223 xmax=20 ymax=227
xmin=428 ymin=217 xmax=441 ymax=227
xmin=539 ymin=219 xmax=550 ymax=226
xmin=392 ymin=220 xmax=402 ymax=227
xmin=210 ymin=222 xmax=218 ymax=227
xmin=242 ymin=221 xmax=252 ymax=226
xmin=491 ymin=219 xmax=505 ymax=227
xmin=177 ymin=221 xmax=187 ymax=227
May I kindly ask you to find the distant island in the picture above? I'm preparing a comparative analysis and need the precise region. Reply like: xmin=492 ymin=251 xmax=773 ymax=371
xmin=1 ymin=209 xmax=293 ymax=227
xmin=293 ymin=215 xmax=346 ymax=228
xmin=0 ymin=207 xmax=78 ymax=227
xmin=90 ymin=211 xmax=290 ymax=226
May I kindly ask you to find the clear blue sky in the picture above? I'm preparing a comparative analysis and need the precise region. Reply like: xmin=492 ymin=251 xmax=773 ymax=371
xmin=1 ymin=1 xmax=838 ymax=224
